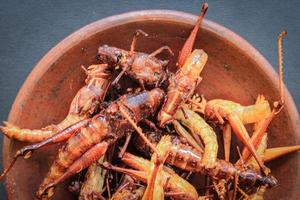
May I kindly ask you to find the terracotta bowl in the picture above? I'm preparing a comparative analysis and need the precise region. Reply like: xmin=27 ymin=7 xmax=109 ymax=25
xmin=3 ymin=10 xmax=299 ymax=200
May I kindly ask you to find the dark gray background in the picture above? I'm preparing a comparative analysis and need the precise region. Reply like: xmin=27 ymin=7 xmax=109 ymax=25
xmin=0 ymin=0 xmax=299 ymax=198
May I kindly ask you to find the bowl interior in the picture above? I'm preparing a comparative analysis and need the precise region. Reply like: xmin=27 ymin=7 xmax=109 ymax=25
xmin=3 ymin=11 xmax=299 ymax=200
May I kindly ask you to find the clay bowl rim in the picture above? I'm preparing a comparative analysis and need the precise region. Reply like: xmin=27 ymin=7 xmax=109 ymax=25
xmin=3 ymin=10 xmax=299 ymax=199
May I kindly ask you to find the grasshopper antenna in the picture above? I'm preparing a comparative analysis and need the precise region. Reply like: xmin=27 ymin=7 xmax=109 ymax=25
xmin=277 ymin=31 xmax=287 ymax=106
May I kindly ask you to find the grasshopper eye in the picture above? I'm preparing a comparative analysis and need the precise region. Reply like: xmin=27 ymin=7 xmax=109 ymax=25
xmin=115 ymin=52 xmax=122 ymax=63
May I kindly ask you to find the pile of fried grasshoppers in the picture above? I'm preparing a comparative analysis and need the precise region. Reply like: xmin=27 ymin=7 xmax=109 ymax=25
xmin=1 ymin=3 xmax=299 ymax=200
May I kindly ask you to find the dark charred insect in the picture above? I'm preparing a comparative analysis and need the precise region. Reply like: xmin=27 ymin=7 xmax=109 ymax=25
xmin=134 ymin=132 xmax=278 ymax=189
xmin=98 ymin=29 xmax=174 ymax=89
xmin=0 ymin=89 xmax=165 ymax=199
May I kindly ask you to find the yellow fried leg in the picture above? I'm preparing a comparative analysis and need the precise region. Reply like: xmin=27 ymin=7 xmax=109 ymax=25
xmin=228 ymin=114 xmax=265 ymax=170
xmin=264 ymin=145 xmax=300 ymax=162
xmin=222 ymin=123 xmax=231 ymax=162
xmin=142 ymin=136 xmax=172 ymax=200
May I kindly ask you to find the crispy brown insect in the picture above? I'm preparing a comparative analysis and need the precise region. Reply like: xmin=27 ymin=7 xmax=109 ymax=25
xmin=0 ymin=64 xmax=111 ymax=142
xmin=104 ymin=153 xmax=199 ymax=200
xmin=98 ymin=30 xmax=173 ymax=88
xmin=158 ymin=49 xmax=208 ymax=126
xmin=156 ymin=2 xmax=209 ymax=127
xmin=0 ymin=89 xmax=164 ymax=199
xmin=189 ymin=31 xmax=288 ymax=173
xmin=36 ymin=88 xmax=164 ymax=199
xmin=134 ymin=132 xmax=278 ymax=188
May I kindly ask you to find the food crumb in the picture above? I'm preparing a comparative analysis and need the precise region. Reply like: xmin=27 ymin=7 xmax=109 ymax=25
xmin=224 ymin=64 xmax=231 ymax=71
